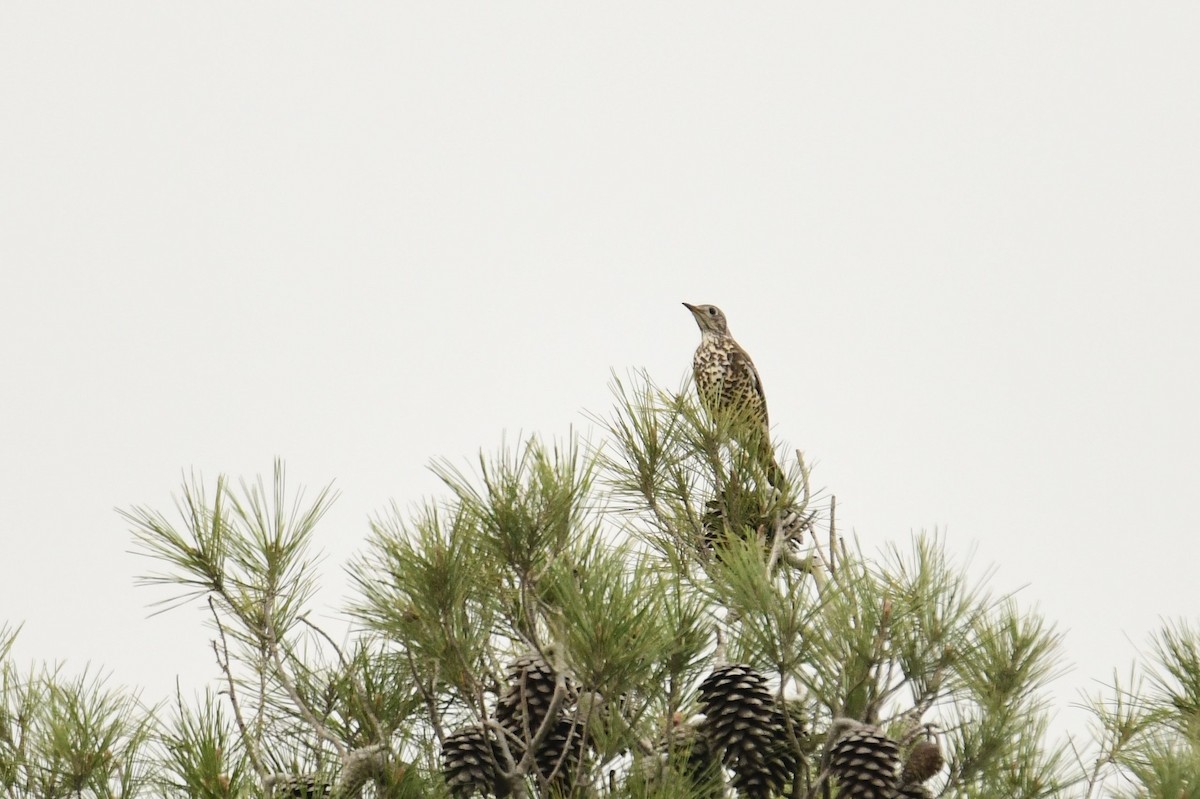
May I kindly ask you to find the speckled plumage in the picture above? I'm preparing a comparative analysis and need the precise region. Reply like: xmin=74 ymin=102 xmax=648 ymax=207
xmin=683 ymin=303 xmax=782 ymax=486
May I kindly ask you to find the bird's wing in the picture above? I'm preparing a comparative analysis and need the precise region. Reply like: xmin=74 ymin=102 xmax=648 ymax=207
xmin=730 ymin=342 xmax=769 ymax=429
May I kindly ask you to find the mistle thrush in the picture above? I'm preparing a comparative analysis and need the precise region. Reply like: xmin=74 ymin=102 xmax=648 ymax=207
xmin=683 ymin=302 xmax=783 ymax=487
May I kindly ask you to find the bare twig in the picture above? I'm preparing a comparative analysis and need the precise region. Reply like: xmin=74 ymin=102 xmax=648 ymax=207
xmin=1076 ymin=731 xmax=1116 ymax=799
xmin=483 ymin=717 xmax=524 ymax=799
xmin=263 ymin=596 xmax=347 ymax=757
xmin=793 ymin=449 xmax=812 ymax=511
xmin=209 ymin=597 xmax=266 ymax=781
xmin=782 ymin=549 xmax=827 ymax=591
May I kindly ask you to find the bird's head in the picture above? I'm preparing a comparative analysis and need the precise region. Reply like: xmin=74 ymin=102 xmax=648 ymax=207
xmin=683 ymin=302 xmax=730 ymax=336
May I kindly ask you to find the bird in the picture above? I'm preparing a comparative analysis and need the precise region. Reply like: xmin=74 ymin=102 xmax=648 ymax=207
xmin=683 ymin=302 xmax=783 ymax=487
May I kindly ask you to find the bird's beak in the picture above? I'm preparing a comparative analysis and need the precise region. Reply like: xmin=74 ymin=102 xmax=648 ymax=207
xmin=682 ymin=302 xmax=699 ymax=314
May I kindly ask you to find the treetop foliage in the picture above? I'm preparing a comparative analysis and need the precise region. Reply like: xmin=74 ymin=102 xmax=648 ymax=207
xmin=1 ymin=371 xmax=1196 ymax=798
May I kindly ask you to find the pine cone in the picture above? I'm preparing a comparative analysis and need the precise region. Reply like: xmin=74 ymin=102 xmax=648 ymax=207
xmin=697 ymin=664 xmax=777 ymax=766
xmin=532 ymin=716 xmax=587 ymax=792
xmin=731 ymin=703 xmax=808 ymax=799
xmin=442 ymin=725 xmax=509 ymax=798
xmin=893 ymin=785 xmax=933 ymax=799
xmin=265 ymin=773 xmax=331 ymax=798
xmin=701 ymin=489 xmax=768 ymax=548
xmin=496 ymin=653 xmax=573 ymax=747
xmin=733 ymin=701 xmax=810 ymax=799
xmin=901 ymin=739 xmax=944 ymax=785
xmin=731 ymin=754 xmax=793 ymax=799
xmin=826 ymin=723 xmax=901 ymax=799
xmin=698 ymin=665 xmax=797 ymax=798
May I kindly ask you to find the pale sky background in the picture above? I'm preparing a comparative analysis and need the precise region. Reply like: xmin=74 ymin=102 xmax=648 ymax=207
xmin=2 ymin=3 xmax=1198 ymax=744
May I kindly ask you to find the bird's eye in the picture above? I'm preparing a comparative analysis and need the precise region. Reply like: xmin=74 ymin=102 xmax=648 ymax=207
xmin=707 ymin=307 xmax=717 ymax=315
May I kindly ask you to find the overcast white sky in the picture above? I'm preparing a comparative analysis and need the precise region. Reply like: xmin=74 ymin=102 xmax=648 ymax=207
xmin=2 ymin=3 xmax=1198 ymax=739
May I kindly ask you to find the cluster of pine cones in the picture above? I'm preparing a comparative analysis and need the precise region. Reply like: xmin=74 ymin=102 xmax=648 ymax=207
xmin=824 ymin=719 xmax=943 ymax=799
xmin=670 ymin=664 xmax=943 ymax=799
xmin=442 ymin=659 xmax=943 ymax=799
xmin=442 ymin=652 xmax=588 ymax=798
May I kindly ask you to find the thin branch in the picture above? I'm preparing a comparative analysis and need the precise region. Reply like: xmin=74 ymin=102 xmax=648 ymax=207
xmin=209 ymin=597 xmax=266 ymax=782
xmin=793 ymin=448 xmax=812 ymax=511
xmin=263 ymin=596 xmax=347 ymax=757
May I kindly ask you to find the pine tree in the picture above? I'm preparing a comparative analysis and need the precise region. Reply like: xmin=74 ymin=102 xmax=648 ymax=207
xmin=1 ymin=370 xmax=1196 ymax=797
